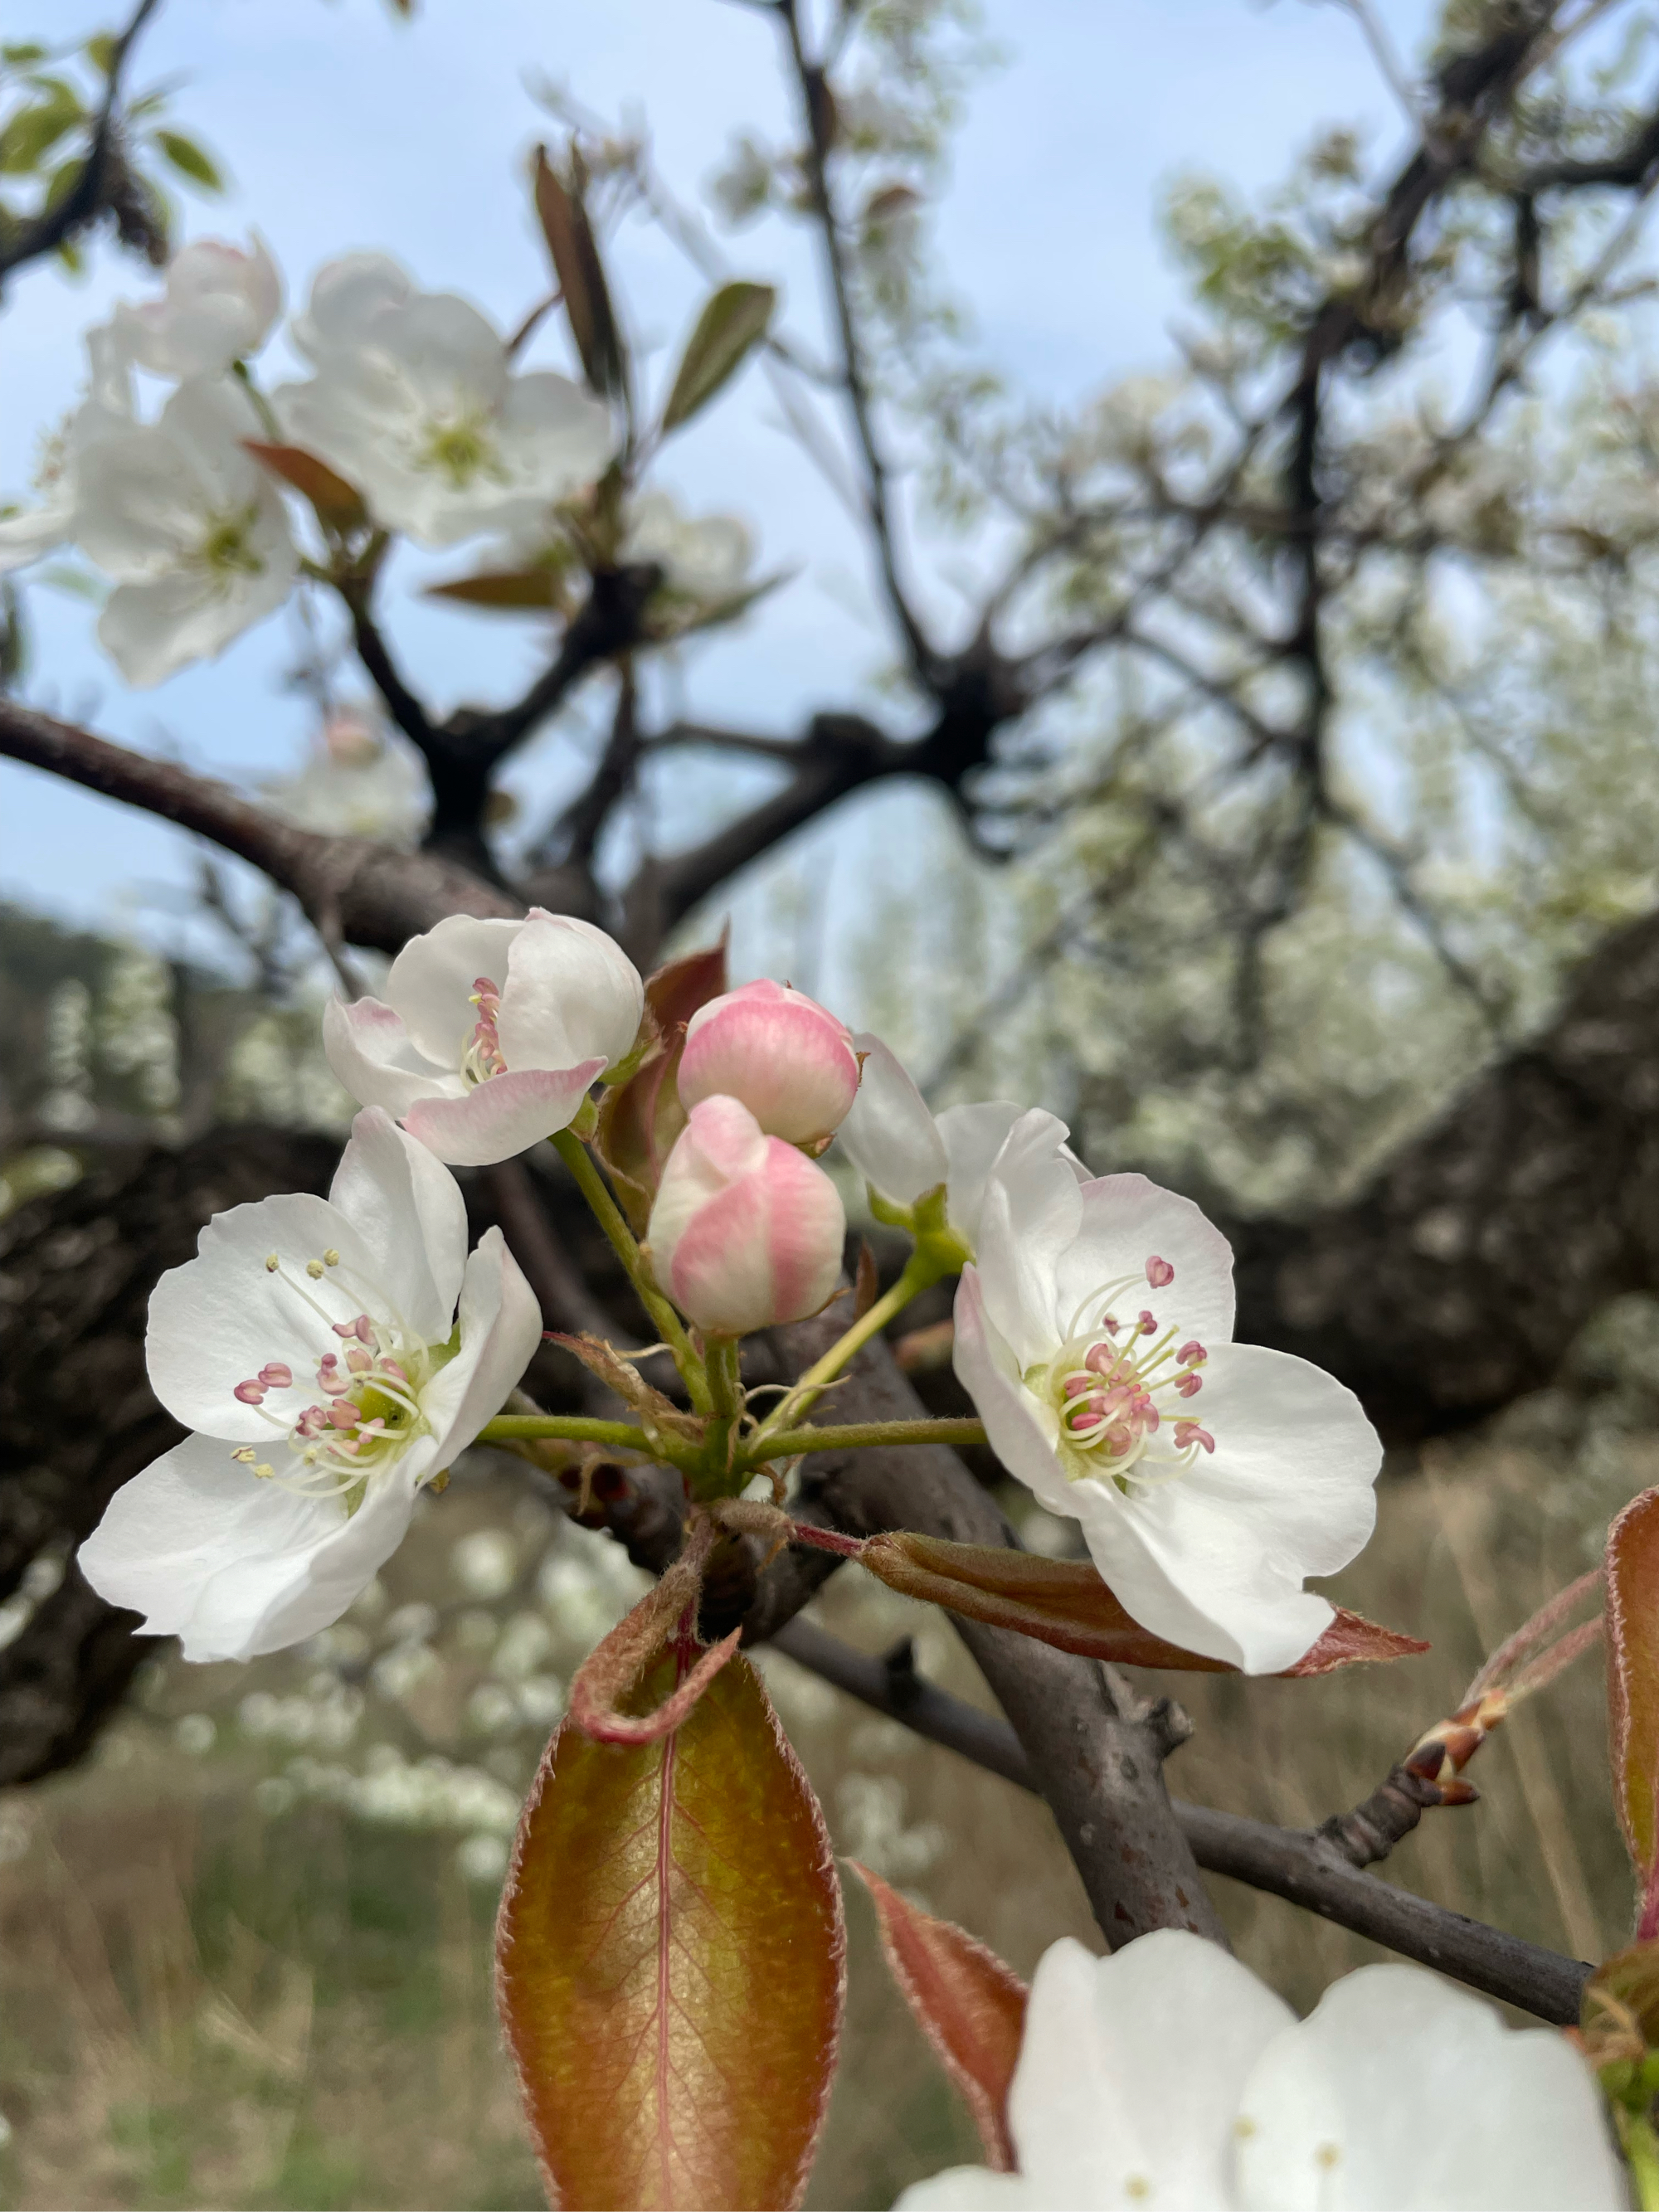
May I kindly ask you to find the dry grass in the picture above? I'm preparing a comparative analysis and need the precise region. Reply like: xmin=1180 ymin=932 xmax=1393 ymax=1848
xmin=0 ymin=1415 xmax=1648 ymax=2210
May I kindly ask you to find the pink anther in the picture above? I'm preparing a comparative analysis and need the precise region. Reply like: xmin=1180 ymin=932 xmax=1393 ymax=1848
xmin=327 ymin=1399 xmax=359 ymax=1430
xmin=1063 ymin=1373 xmax=1094 ymax=1398
xmin=1136 ymin=1310 xmax=1157 ymax=1336
xmin=351 ymin=1314 xmax=374 ymax=1344
xmin=233 ymin=1378 xmax=265 ymax=1405
xmin=1176 ymin=1372 xmax=1203 ymax=1398
xmin=346 ymin=1346 xmax=372 ymax=1374
xmin=1085 ymin=1341 xmax=1122 ymax=1376
xmin=1175 ymin=1420 xmax=1215 ymax=1454
xmin=257 ymin=1363 xmax=293 ymax=1389
xmin=295 ymin=1406 xmax=328 ymax=1438
xmin=1099 ymin=1315 xmax=1121 ymax=1336
xmin=1145 ymin=1256 xmax=1175 ymax=1289
xmin=1177 ymin=1340 xmax=1207 ymax=1367
xmin=381 ymin=1360 xmax=408 ymax=1383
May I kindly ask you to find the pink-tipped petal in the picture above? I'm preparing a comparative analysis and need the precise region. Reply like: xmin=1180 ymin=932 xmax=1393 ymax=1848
xmin=401 ymin=1060 xmax=606 ymax=1165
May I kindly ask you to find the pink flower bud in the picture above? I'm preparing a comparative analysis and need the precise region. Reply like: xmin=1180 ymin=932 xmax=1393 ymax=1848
xmin=678 ymin=979 xmax=861 ymax=1145
xmin=648 ymin=1095 xmax=847 ymax=1335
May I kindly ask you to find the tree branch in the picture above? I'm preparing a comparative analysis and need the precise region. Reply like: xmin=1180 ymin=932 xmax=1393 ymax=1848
xmin=768 ymin=1618 xmax=1593 ymax=2025
xmin=0 ymin=0 xmax=163 ymax=287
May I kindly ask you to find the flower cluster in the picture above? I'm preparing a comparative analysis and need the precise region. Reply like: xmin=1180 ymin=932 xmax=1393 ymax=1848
xmin=899 ymin=1929 xmax=1626 ymax=2210
xmin=78 ymin=908 xmax=1383 ymax=1680
xmin=0 ymin=236 xmax=757 ymax=688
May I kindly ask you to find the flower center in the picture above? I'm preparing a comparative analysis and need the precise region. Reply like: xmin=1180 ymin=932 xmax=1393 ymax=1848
xmin=460 ymin=976 xmax=508 ymax=1085
xmin=196 ymin=505 xmax=265 ymax=582
xmin=228 ymin=1247 xmax=445 ymax=1505
xmin=1038 ymin=1253 xmax=1214 ymax=1490
xmin=419 ymin=412 xmax=502 ymax=488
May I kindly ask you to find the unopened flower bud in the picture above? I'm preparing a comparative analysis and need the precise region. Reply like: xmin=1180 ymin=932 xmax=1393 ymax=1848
xmin=679 ymin=979 xmax=861 ymax=1145
xmin=648 ymin=1095 xmax=846 ymax=1335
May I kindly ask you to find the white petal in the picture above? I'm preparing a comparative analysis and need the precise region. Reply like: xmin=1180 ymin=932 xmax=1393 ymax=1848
xmin=417 ymin=1228 xmax=542 ymax=1468
xmin=145 ymin=1191 xmax=388 ymax=1439
xmin=1005 ymin=1932 xmax=1293 ymax=2208
xmin=385 ymin=914 xmax=528 ymax=1069
xmin=0 ymin=497 xmax=71 ymax=574
xmin=937 ymin=1101 xmax=1084 ymax=1252
xmin=836 ymin=1033 xmax=949 ymax=1208
xmin=893 ymin=2173 xmax=1034 ymax=2210
xmin=1053 ymin=1173 xmax=1237 ymax=1352
xmin=973 ymin=1120 xmax=1087 ymax=1369
xmin=1235 ymin=1964 xmax=1629 ymax=2211
xmin=322 ymin=994 xmax=458 ymax=1117
xmin=292 ymin=251 xmax=413 ymax=364
xmin=1071 ymin=1341 xmax=1379 ymax=1673
xmin=494 ymin=912 xmax=644 ymax=1074
xmin=401 ymin=1062 xmax=605 ymax=1165
xmin=98 ymin=552 xmax=294 ymax=688
xmin=327 ymin=1106 xmax=468 ymax=1344
xmin=383 ymin=290 xmax=508 ymax=412
xmin=497 ymin=371 xmax=615 ymax=495
xmin=77 ymin=1432 xmax=421 ymax=1662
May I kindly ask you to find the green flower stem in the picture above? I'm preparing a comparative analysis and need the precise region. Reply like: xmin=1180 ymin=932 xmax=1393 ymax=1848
xmin=751 ymin=1250 xmax=946 ymax=1445
xmin=549 ymin=1127 xmax=711 ymax=1412
xmin=700 ymin=1334 xmax=744 ymax=1487
xmin=479 ymin=1414 xmax=654 ymax=1451
xmin=1620 ymin=2110 xmax=1659 ymax=2211
xmin=739 ymin=1417 xmax=986 ymax=1466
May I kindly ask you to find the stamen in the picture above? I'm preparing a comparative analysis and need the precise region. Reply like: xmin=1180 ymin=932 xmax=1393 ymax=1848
xmin=233 ymin=1378 xmax=266 ymax=1405
xmin=1146 ymin=1256 xmax=1175 ymax=1289
xmin=257 ymin=1363 xmax=293 ymax=1389
xmin=1178 ymin=1340 xmax=1207 ymax=1367
xmin=264 ymin=1253 xmax=280 ymax=1273
xmin=1174 ymin=1420 xmax=1214 ymax=1454
xmin=1176 ymin=1372 xmax=1203 ymax=1398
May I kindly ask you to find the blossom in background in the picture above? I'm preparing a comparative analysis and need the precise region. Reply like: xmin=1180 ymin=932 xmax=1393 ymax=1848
xmin=835 ymin=1033 xmax=1083 ymax=1252
xmin=0 ymin=323 xmax=134 ymax=576
xmin=953 ymin=1115 xmax=1379 ymax=1672
xmin=78 ymin=1109 xmax=541 ymax=1662
xmin=275 ymin=252 xmax=615 ymax=547
xmin=898 ymin=1930 xmax=1627 ymax=2210
xmin=679 ymin=979 xmax=862 ymax=1146
xmin=260 ymin=706 xmax=430 ymax=849
xmin=647 ymin=1094 xmax=847 ymax=1334
xmin=112 ymin=234 xmax=283 ymax=380
xmin=621 ymin=487 xmax=752 ymax=601
xmin=324 ymin=909 xmax=645 ymax=1166
xmin=73 ymin=376 xmax=299 ymax=687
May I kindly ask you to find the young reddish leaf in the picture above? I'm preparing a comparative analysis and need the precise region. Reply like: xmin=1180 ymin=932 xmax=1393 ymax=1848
xmin=425 ymin=567 xmax=562 ymax=610
xmin=595 ymin=939 xmax=730 ymax=1229
xmin=567 ymin=1517 xmax=741 ymax=1745
xmin=848 ymin=1863 xmax=1026 ymax=2171
xmin=859 ymin=1532 xmax=1427 ymax=1677
xmin=1608 ymin=1490 xmax=1659 ymax=1932
xmin=498 ymin=1651 xmax=846 ymax=2210
xmin=533 ymin=144 xmax=625 ymax=399
xmin=245 ymin=440 xmax=367 ymax=532
xmin=645 ymin=938 xmax=729 ymax=1033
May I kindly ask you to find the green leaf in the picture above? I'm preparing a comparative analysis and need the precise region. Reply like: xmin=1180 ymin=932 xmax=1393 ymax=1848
xmin=859 ymin=1532 xmax=1428 ymax=1676
xmin=1 ymin=43 xmax=48 ymax=66
xmin=849 ymin=1864 xmax=1026 ymax=2172
xmin=84 ymin=32 xmax=119 ymax=75
xmin=498 ymin=1650 xmax=844 ymax=2210
xmin=661 ymin=280 xmax=776 ymax=433
xmin=154 ymin=129 xmax=222 ymax=192
xmin=1608 ymin=1490 xmax=1659 ymax=1932
xmin=0 ymin=96 xmax=81 ymax=176
xmin=41 ymin=154 xmax=84 ymax=214
xmin=532 ymin=143 xmax=625 ymax=399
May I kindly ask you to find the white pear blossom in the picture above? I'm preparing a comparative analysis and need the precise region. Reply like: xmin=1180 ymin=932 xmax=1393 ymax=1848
xmin=324 ymin=909 xmax=645 ymax=1167
xmin=953 ymin=1113 xmax=1379 ymax=1671
xmin=78 ymin=1108 xmax=541 ymax=1663
xmin=260 ymin=707 xmax=430 ymax=849
xmin=0 ymin=323 xmax=134 ymax=576
xmin=621 ymin=488 xmax=752 ymax=600
xmin=898 ymin=1930 xmax=1627 ymax=2210
xmin=74 ymin=376 xmax=299 ymax=686
xmin=835 ymin=1033 xmax=1083 ymax=1254
xmin=275 ymin=253 xmax=615 ymax=547
xmin=112 ymin=235 xmax=283 ymax=380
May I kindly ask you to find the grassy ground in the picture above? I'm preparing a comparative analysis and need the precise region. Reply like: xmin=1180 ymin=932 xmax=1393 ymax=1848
xmin=0 ymin=1380 xmax=1649 ymax=2209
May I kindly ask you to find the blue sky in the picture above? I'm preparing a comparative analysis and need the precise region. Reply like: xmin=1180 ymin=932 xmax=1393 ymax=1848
xmin=1 ymin=0 xmax=1438 ymax=962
